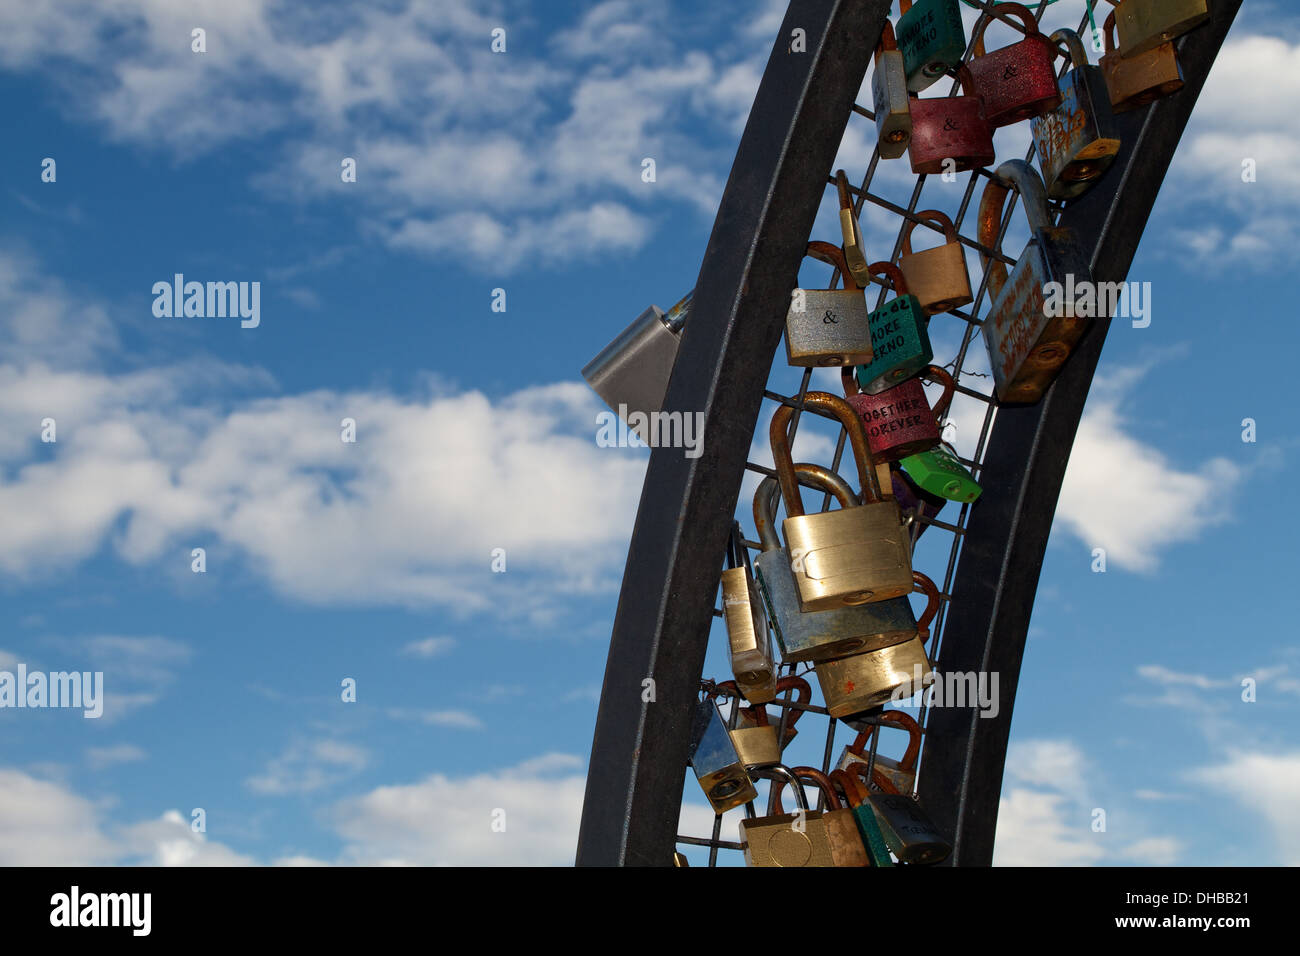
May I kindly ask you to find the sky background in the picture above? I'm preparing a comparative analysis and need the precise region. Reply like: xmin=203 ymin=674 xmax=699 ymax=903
xmin=0 ymin=0 xmax=1296 ymax=866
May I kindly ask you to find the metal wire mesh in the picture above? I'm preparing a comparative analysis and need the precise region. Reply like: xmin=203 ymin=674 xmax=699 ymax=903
xmin=677 ymin=0 xmax=1096 ymax=865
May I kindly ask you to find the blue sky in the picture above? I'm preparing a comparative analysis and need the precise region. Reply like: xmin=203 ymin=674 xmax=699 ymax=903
xmin=0 ymin=0 xmax=1296 ymax=866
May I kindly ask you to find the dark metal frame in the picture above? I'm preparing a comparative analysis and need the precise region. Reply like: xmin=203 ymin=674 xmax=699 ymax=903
xmin=577 ymin=0 xmax=1241 ymax=866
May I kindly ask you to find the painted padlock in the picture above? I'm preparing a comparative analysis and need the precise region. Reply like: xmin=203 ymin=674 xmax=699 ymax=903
xmin=899 ymin=442 xmax=982 ymax=503
xmin=853 ymin=260 xmax=934 ymax=395
xmin=896 ymin=0 xmax=967 ymax=92
xmin=966 ymin=2 xmax=1063 ymax=128
xmin=907 ymin=65 xmax=995 ymax=176
xmin=785 ymin=241 xmax=873 ymax=367
xmin=843 ymin=364 xmax=955 ymax=463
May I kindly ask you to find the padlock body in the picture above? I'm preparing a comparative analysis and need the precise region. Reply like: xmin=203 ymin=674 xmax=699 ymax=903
xmin=581 ymin=303 xmax=680 ymax=440
xmin=855 ymin=294 xmax=933 ymax=394
xmin=755 ymin=549 xmax=916 ymax=663
xmin=967 ymin=35 xmax=1063 ymax=128
xmin=851 ymin=805 xmax=896 ymax=866
xmin=907 ymin=95 xmax=995 ymax=176
xmin=1030 ymin=66 xmax=1121 ymax=200
xmin=689 ymin=698 xmax=758 ymax=813
xmin=728 ymin=725 xmax=781 ymax=768
xmin=782 ymin=502 xmax=912 ymax=612
xmin=785 ymin=289 xmax=873 ymax=367
xmin=1101 ymin=42 xmax=1183 ymax=113
xmin=845 ymin=377 xmax=941 ymax=462
xmin=720 ymin=567 xmax=777 ymax=704
xmin=838 ymin=751 xmax=917 ymax=796
xmin=815 ymin=634 xmax=934 ymax=718
xmin=896 ymin=0 xmax=967 ymax=92
xmin=741 ymin=813 xmax=835 ymax=867
xmin=981 ymin=230 xmax=1092 ymax=405
xmin=1116 ymin=0 xmax=1209 ymax=58
xmin=867 ymin=794 xmax=952 ymax=864
xmin=899 ymin=240 xmax=972 ymax=316
xmin=824 ymin=807 xmax=871 ymax=867
xmin=900 ymin=444 xmax=982 ymax=503
xmin=872 ymin=50 xmax=912 ymax=158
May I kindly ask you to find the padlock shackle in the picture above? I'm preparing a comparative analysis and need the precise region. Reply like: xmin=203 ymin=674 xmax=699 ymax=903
xmin=977 ymin=160 xmax=1051 ymax=299
xmin=971 ymin=1 xmax=1046 ymax=58
xmin=910 ymin=65 xmax=979 ymax=100
xmin=1051 ymin=27 xmax=1091 ymax=69
xmin=912 ymin=570 xmax=942 ymax=636
xmin=900 ymin=210 xmax=960 ymax=257
xmin=806 ymin=238 xmax=860 ymax=292
xmin=753 ymin=465 xmax=858 ymax=551
xmin=724 ymin=520 xmax=747 ymax=572
xmin=1102 ymin=9 xmax=1119 ymax=54
xmin=866 ymin=260 xmax=908 ymax=297
xmin=847 ymin=758 xmax=903 ymax=796
xmin=830 ymin=768 xmax=867 ymax=809
xmin=919 ymin=364 xmax=956 ymax=424
xmin=849 ymin=710 xmax=924 ymax=772
xmin=770 ymin=392 xmax=882 ymax=517
xmin=771 ymin=765 xmax=841 ymax=814
xmin=834 ymin=171 xmax=868 ymax=284
xmin=773 ymin=674 xmax=811 ymax=732
xmin=752 ymin=764 xmax=807 ymax=814
xmin=875 ymin=18 xmax=897 ymax=56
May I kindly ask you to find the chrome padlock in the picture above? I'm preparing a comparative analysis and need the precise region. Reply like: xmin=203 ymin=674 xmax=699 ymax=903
xmin=854 ymin=763 xmax=952 ymax=864
xmin=721 ymin=521 xmax=777 ymax=705
xmin=581 ymin=290 xmax=691 ymax=441
xmin=771 ymin=392 xmax=912 ymax=611
xmin=688 ymin=689 xmax=758 ymax=813
xmin=785 ymin=242 xmax=873 ymax=367
xmin=1030 ymin=29 xmax=1121 ymax=200
xmin=772 ymin=767 xmax=869 ymax=867
xmin=740 ymin=765 xmax=835 ymax=867
xmin=714 ymin=681 xmax=781 ymax=769
xmin=837 ymin=710 xmax=924 ymax=795
xmin=898 ymin=210 xmax=972 ymax=316
xmin=831 ymin=767 xmax=895 ymax=866
xmin=967 ymin=2 xmax=1063 ymax=129
xmin=754 ymin=468 xmax=918 ymax=664
xmin=1115 ymin=0 xmax=1209 ymax=59
xmin=1100 ymin=8 xmax=1184 ymax=113
xmin=872 ymin=20 xmax=911 ymax=158
xmin=978 ymin=160 xmax=1094 ymax=405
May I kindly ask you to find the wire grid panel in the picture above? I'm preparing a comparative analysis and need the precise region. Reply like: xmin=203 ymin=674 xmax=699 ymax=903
xmin=675 ymin=0 xmax=1099 ymax=867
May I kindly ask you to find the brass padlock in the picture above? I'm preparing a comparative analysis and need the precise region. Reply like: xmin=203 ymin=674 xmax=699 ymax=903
xmin=785 ymin=242 xmax=873 ymax=367
xmin=741 ymin=674 xmax=811 ymax=750
xmin=714 ymin=680 xmax=781 ymax=768
xmin=1030 ymin=29 xmax=1121 ymax=200
xmin=836 ymin=171 xmax=871 ymax=284
xmin=851 ymin=762 xmax=952 ymax=864
xmin=872 ymin=20 xmax=911 ymax=158
xmin=688 ymin=690 xmax=758 ymax=813
xmin=721 ymin=521 xmax=777 ymax=705
xmin=672 ymin=851 xmax=689 ymax=867
xmin=898 ymin=210 xmax=972 ymax=316
xmin=740 ymin=766 xmax=835 ymax=867
xmin=771 ymin=767 xmax=869 ymax=867
xmin=830 ymin=767 xmax=895 ymax=866
xmin=977 ymin=160 xmax=1093 ymax=405
xmin=1114 ymin=0 xmax=1209 ymax=59
xmin=1099 ymin=8 xmax=1183 ymax=113
xmin=770 ymin=392 xmax=912 ymax=612
xmin=838 ymin=710 xmax=924 ymax=795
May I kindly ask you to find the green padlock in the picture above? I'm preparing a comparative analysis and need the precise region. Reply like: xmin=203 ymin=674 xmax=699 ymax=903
xmin=900 ymin=443 xmax=982 ymax=503
xmin=854 ymin=261 xmax=933 ymax=395
xmin=896 ymin=0 xmax=968 ymax=93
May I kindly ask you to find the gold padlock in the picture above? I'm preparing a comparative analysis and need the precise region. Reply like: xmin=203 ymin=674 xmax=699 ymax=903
xmin=741 ymin=674 xmax=811 ymax=749
xmin=772 ymin=767 xmax=869 ymax=867
xmin=770 ymin=392 xmax=912 ymax=612
xmin=898 ymin=210 xmax=972 ymax=316
xmin=837 ymin=171 xmax=871 ymax=286
xmin=740 ymin=766 xmax=836 ymax=867
xmin=720 ymin=522 xmax=777 ymax=704
xmin=714 ymin=680 xmax=781 ymax=768
xmin=1100 ymin=9 xmax=1183 ymax=113
xmin=1114 ymin=0 xmax=1209 ymax=58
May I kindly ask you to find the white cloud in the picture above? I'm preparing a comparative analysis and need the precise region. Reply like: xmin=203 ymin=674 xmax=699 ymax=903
xmin=86 ymin=744 xmax=148 ymax=770
xmin=1137 ymin=665 xmax=1228 ymax=690
xmin=117 ymin=810 xmax=258 ymax=867
xmin=0 ymin=769 xmax=119 ymax=865
xmin=1189 ymin=751 xmax=1300 ymax=864
xmin=401 ymin=636 xmax=456 ymax=659
xmin=246 ymin=738 xmax=370 ymax=796
xmin=386 ymin=708 xmax=483 ymax=730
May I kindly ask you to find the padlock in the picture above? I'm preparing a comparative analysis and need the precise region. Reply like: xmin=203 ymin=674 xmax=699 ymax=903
xmin=672 ymin=851 xmax=689 ymax=867
xmin=785 ymin=242 xmax=873 ymax=367
xmin=740 ymin=765 xmax=835 ymax=867
xmin=837 ymin=710 xmax=924 ymax=795
xmin=1099 ymin=8 xmax=1183 ymax=113
xmin=753 ymin=674 xmax=811 ymax=749
xmin=1030 ymin=29 xmax=1121 ymax=201
xmin=967 ymin=2 xmax=1063 ymax=129
xmin=688 ymin=690 xmax=758 ymax=813
xmin=843 ymin=364 xmax=955 ymax=463
xmin=814 ymin=627 xmax=936 ymax=718
xmin=714 ymin=681 xmax=781 ymax=769
xmin=872 ymin=21 xmax=912 ymax=158
xmin=978 ymin=160 xmax=1094 ymax=405
xmin=753 ymin=467 xmax=918 ymax=663
xmin=771 ymin=392 xmax=912 ymax=611
xmin=907 ymin=65 xmax=996 ymax=176
xmin=898 ymin=210 xmax=972 ymax=316
xmin=1115 ymin=0 xmax=1209 ymax=59
xmin=836 ymin=171 xmax=871 ymax=284
xmin=581 ymin=290 xmax=692 ymax=441
xmin=891 ymin=465 xmax=946 ymax=544
xmin=895 ymin=0 xmax=967 ymax=92
xmin=830 ymin=767 xmax=896 ymax=866
xmin=900 ymin=442 xmax=983 ymax=503
xmin=852 ymin=261 xmax=934 ymax=394
xmin=851 ymin=763 xmax=952 ymax=864
xmin=770 ymin=767 xmax=869 ymax=867
xmin=720 ymin=521 xmax=777 ymax=705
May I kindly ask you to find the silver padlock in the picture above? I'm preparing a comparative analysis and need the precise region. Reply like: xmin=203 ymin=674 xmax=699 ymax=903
xmin=581 ymin=290 xmax=692 ymax=441
xmin=688 ymin=688 xmax=757 ymax=814
xmin=785 ymin=242 xmax=873 ymax=367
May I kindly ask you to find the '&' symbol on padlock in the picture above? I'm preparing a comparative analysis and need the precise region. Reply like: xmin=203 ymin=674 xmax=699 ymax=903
xmin=823 ymin=310 xmax=839 ymax=324
xmin=1002 ymin=64 xmax=1018 ymax=80
xmin=942 ymin=117 xmax=958 ymax=131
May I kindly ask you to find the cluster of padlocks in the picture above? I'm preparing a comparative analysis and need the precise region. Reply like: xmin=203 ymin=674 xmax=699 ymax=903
xmin=582 ymin=0 xmax=1212 ymax=867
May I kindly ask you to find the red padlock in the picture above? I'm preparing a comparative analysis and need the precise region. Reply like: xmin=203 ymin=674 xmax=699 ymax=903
xmin=967 ymin=2 xmax=1063 ymax=128
xmin=842 ymin=364 xmax=955 ymax=462
xmin=907 ymin=65 xmax=995 ymax=176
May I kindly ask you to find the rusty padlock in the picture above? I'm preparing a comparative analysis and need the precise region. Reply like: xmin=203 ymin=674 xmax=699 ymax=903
xmin=837 ymin=710 xmax=924 ymax=795
xmin=907 ymin=65 xmax=995 ymax=176
xmin=843 ymin=364 xmax=955 ymax=463
xmin=967 ymin=2 xmax=1063 ymax=128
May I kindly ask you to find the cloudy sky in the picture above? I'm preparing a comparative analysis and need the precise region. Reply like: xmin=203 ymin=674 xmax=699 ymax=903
xmin=0 ymin=0 xmax=1295 ymax=866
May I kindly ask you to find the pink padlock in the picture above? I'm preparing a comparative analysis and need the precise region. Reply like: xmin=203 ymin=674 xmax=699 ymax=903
xmin=842 ymin=364 xmax=955 ymax=462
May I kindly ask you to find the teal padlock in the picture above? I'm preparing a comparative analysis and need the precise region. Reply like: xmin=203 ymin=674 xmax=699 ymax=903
xmin=832 ymin=767 xmax=895 ymax=867
xmin=854 ymin=260 xmax=933 ymax=395
xmin=900 ymin=443 xmax=982 ymax=503
xmin=896 ymin=0 xmax=968 ymax=93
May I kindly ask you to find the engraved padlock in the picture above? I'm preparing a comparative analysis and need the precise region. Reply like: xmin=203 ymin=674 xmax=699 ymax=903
xmin=1114 ymin=0 xmax=1209 ymax=59
xmin=785 ymin=242 xmax=873 ymax=367
xmin=843 ymin=364 xmax=955 ymax=463
xmin=688 ymin=688 xmax=758 ymax=813
xmin=1030 ymin=29 xmax=1121 ymax=200
xmin=907 ymin=66 xmax=995 ymax=176
xmin=837 ymin=710 xmax=924 ymax=795
xmin=721 ymin=521 xmax=777 ymax=704
xmin=872 ymin=20 xmax=912 ymax=158
xmin=898 ymin=210 xmax=972 ymax=316
xmin=771 ymin=767 xmax=869 ymax=867
xmin=1099 ymin=8 xmax=1184 ymax=113
xmin=896 ymin=0 xmax=967 ymax=92
xmin=967 ymin=2 xmax=1064 ymax=128
xmin=852 ymin=762 xmax=953 ymax=864
xmin=852 ymin=260 xmax=934 ymax=394
xmin=771 ymin=392 xmax=912 ymax=611
xmin=978 ymin=160 xmax=1095 ymax=405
